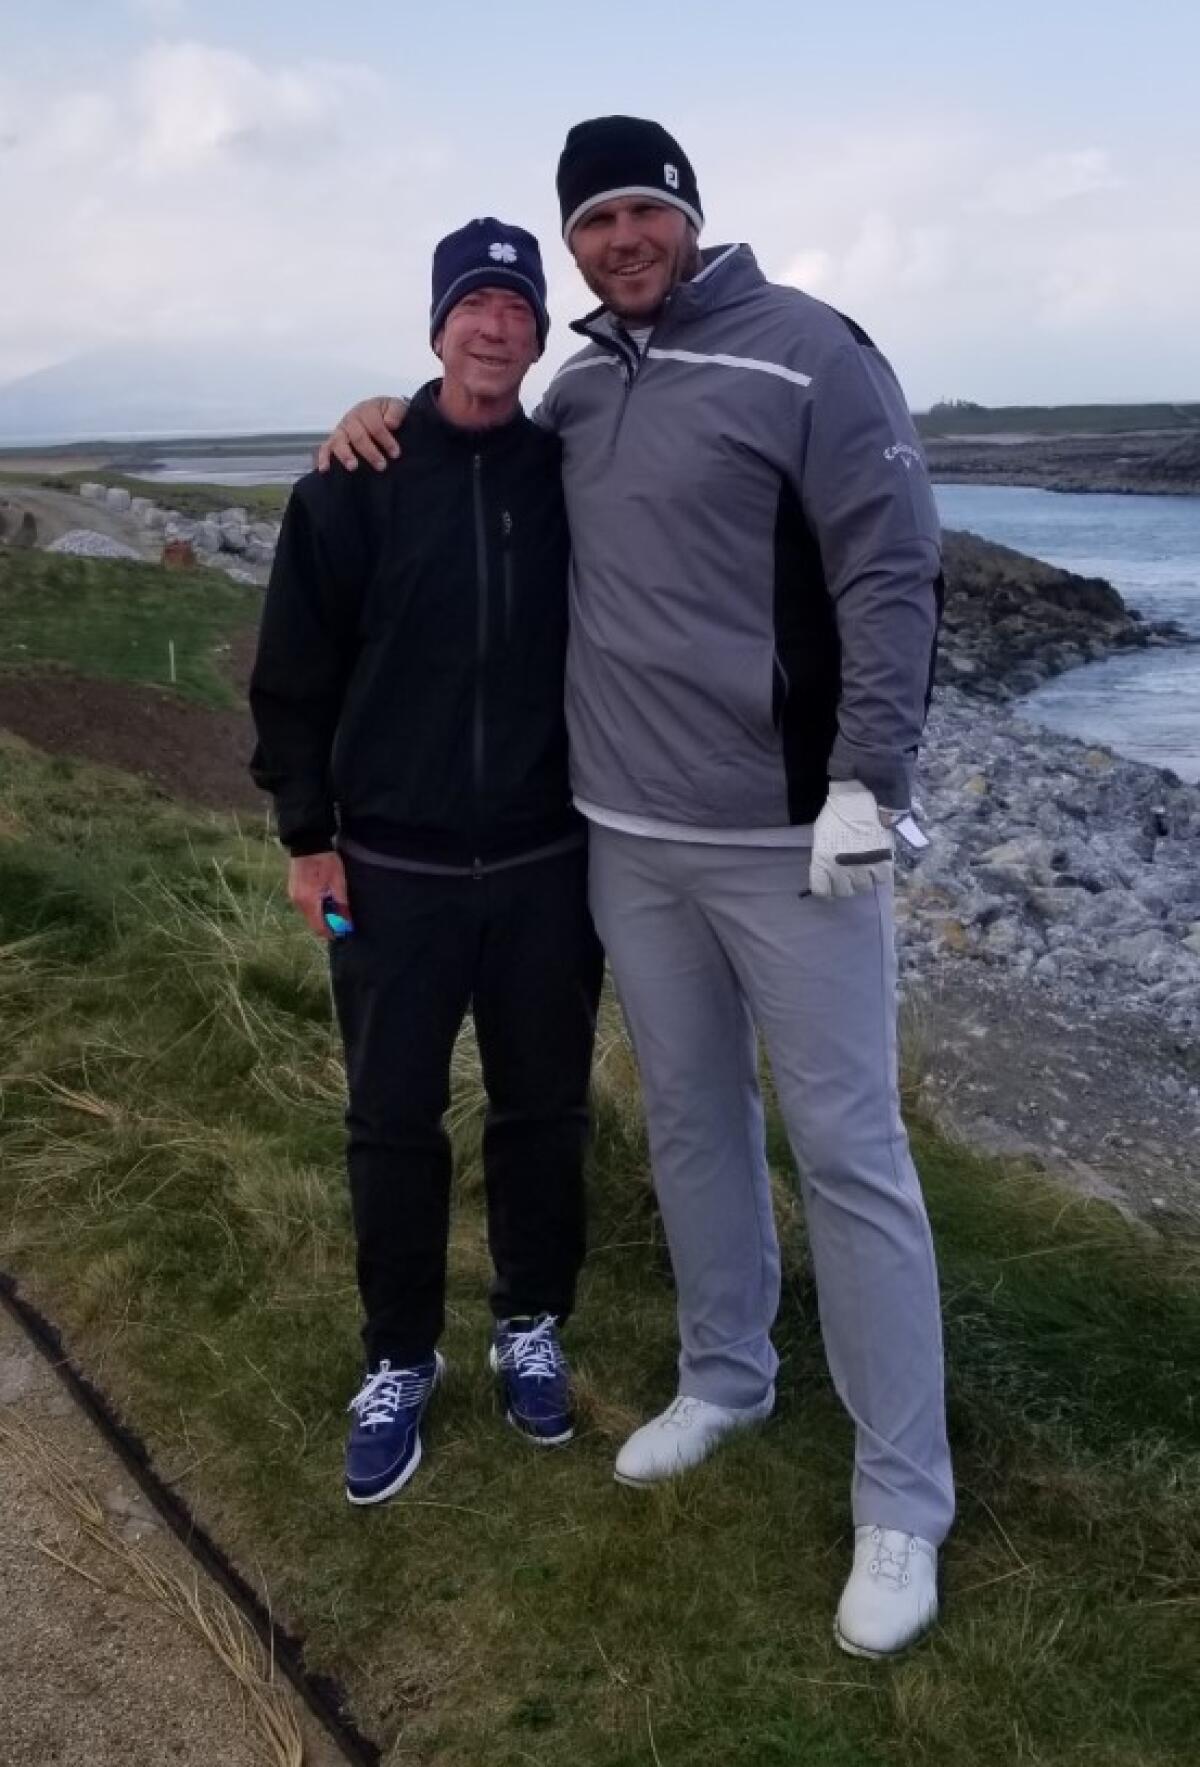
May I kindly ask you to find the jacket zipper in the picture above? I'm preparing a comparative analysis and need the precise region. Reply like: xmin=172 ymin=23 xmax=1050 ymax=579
xmin=472 ymin=452 xmax=489 ymax=876
xmin=581 ymin=324 xmax=643 ymax=456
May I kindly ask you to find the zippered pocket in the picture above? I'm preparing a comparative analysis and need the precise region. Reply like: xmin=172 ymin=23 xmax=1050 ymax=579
xmin=502 ymin=511 xmax=514 ymax=641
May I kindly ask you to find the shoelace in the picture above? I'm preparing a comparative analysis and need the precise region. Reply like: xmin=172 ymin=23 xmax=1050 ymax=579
xmin=661 ymin=1396 xmax=704 ymax=1431
xmin=867 ymin=1528 xmax=915 ymax=1588
xmin=348 ymin=1359 xmax=435 ymax=1430
xmin=497 ymin=1317 xmax=564 ymax=1384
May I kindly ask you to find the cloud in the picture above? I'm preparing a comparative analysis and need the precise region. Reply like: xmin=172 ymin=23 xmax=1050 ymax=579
xmin=978 ymin=148 xmax=1126 ymax=217
xmin=776 ymin=248 xmax=834 ymax=297
xmin=748 ymin=122 xmax=1200 ymax=403
xmin=131 ymin=41 xmax=344 ymax=173
xmin=126 ymin=0 xmax=188 ymax=23
xmin=0 ymin=41 xmax=458 ymax=389
xmin=1 ymin=50 xmax=1198 ymax=414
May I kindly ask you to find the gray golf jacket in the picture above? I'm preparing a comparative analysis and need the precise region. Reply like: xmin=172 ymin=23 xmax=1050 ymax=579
xmin=538 ymin=243 xmax=942 ymax=824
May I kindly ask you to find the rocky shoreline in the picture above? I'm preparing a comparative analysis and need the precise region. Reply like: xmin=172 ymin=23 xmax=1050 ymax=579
xmin=924 ymin=430 xmax=1200 ymax=497
xmin=901 ymin=534 xmax=1200 ymax=1227
xmin=936 ymin=529 xmax=1186 ymax=697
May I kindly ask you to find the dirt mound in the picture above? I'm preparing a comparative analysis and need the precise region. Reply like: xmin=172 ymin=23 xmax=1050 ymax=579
xmin=0 ymin=669 xmax=262 ymax=813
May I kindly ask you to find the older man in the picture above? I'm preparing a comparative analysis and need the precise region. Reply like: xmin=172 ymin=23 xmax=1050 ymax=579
xmin=251 ymin=219 xmax=603 ymax=1506
xmin=323 ymin=118 xmax=953 ymax=1657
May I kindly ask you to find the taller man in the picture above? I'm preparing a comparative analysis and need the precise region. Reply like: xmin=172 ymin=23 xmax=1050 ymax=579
xmin=324 ymin=118 xmax=953 ymax=1658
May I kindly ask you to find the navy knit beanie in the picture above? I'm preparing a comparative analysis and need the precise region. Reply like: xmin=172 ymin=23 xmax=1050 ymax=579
xmin=557 ymin=116 xmax=703 ymax=241
xmin=429 ymin=218 xmax=550 ymax=351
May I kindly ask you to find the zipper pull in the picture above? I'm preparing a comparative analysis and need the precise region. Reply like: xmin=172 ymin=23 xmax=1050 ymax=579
xmin=501 ymin=510 xmax=513 ymax=539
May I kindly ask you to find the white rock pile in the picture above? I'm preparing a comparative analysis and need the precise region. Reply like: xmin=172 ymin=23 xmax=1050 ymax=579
xmin=46 ymin=529 xmax=143 ymax=560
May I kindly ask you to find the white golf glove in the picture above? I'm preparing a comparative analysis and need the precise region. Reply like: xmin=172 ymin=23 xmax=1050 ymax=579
xmin=810 ymin=780 xmax=895 ymax=899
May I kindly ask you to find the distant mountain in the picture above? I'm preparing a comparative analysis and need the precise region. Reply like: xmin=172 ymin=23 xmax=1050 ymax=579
xmin=0 ymin=343 xmax=416 ymax=445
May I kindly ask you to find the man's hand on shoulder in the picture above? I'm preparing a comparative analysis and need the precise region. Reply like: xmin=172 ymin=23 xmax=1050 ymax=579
xmin=810 ymin=781 xmax=895 ymax=899
xmin=317 ymin=397 xmax=409 ymax=473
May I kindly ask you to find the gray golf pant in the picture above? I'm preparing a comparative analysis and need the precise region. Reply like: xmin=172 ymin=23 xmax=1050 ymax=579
xmin=589 ymin=826 xmax=954 ymax=1545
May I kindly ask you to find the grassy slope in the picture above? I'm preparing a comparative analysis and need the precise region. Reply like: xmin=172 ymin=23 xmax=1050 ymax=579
xmin=0 ymin=740 xmax=1197 ymax=1766
xmin=0 ymin=550 xmax=260 ymax=707
xmin=0 ymin=550 xmax=1198 ymax=1763
xmin=915 ymin=403 xmax=1200 ymax=439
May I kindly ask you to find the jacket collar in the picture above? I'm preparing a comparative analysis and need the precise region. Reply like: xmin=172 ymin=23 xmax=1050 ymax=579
xmin=407 ymin=379 xmax=530 ymax=452
xmin=568 ymin=243 xmax=764 ymax=348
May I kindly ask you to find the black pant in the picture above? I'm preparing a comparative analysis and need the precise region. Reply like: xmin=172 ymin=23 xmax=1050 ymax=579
xmin=330 ymin=846 xmax=604 ymax=1367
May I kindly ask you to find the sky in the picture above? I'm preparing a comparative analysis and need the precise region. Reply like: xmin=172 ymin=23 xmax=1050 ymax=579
xmin=3 ymin=0 xmax=1199 ymax=424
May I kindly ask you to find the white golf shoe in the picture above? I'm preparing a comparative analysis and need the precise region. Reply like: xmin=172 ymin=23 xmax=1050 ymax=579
xmin=835 ymin=1525 xmax=939 ymax=1658
xmin=614 ymin=1390 xmax=775 ymax=1487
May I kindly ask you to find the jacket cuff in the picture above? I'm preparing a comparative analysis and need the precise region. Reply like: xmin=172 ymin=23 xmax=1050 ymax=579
xmin=827 ymin=741 xmax=911 ymax=813
xmin=282 ymin=828 xmax=338 ymax=858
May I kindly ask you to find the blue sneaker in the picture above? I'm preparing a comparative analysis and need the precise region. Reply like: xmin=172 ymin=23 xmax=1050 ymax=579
xmin=344 ymin=1353 xmax=444 ymax=1505
xmin=489 ymin=1314 xmax=574 ymax=1447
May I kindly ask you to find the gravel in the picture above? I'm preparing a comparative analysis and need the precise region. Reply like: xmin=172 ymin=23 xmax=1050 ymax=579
xmin=44 ymin=529 xmax=144 ymax=561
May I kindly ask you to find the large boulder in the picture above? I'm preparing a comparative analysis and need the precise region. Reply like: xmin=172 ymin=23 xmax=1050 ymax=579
xmin=104 ymin=485 xmax=132 ymax=512
xmin=192 ymin=521 xmax=222 ymax=554
xmin=78 ymin=482 xmax=106 ymax=502
xmin=219 ymin=524 xmax=249 ymax=553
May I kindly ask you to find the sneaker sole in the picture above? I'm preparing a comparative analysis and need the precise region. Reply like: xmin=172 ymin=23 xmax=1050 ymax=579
xmin=488 ymin=1345 xmax=574 ymax=1448
xmin=346 ymin=1434 xmax=424 ymax=1506
xmin=833 ymin=1611 xmax=938 ymax=1660
xmin=503 ymin=1410 xmax=574 ymax=1448
xmin=345 ymin=1352 xmax=444 ymax=1507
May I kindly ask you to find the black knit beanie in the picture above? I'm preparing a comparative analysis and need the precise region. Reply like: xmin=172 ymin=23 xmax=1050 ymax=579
xmin=557 ymin=116 xmax=703 ymax=241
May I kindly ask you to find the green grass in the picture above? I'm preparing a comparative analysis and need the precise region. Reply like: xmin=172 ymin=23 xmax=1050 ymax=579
xmin=1 ymin=738 xmax=1197 ymax=1765
xmin=0 ymin=549 xmax=260 ymax=706
xmin=0 ymin=465 xmax=290 ymax=520
xmin=915 ymin=402 xmax=1200 ymax=439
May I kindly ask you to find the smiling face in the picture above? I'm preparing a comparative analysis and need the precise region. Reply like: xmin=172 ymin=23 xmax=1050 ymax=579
xmin=434 ymin=286 xmax=540 ymax=411
xmin=568 ymin=197 xmax=700 ymax=322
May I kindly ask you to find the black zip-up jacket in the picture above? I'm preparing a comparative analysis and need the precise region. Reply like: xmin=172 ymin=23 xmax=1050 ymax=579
xmin=249 ymin=382 xmax=578 ymax=866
